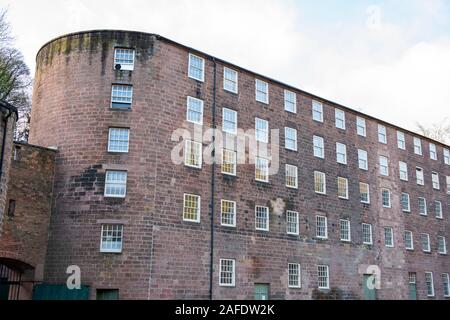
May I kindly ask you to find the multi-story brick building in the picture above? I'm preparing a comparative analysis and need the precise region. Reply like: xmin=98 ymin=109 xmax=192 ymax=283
xmin=24 ymin=30 xmax=450 ymax=300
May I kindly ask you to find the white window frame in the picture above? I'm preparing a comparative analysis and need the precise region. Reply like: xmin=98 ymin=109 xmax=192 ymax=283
xmin=255 ymin=118 xmax=269 ymax=143
xmin=444 ymin=148 xmax=450 ymax=165
xmin=381 ymin=189 xmax=391 ymax=208
xmin=114 ymin=48 xmax=135 ymax=71
xmin=314 ymin=171 xmax=327 ymax=195
xmin=286 ymin=211 xmax=299 ymax=236
xmin=315 ymin=215 xmax=328 ymax=239
xmin=184 ymin=140 xmax=202 ymax=169
xmin=413 ymin=137 xmax=422 ymax=155
xmin=442 ymin=273 xmax=450 ymax=297
xmin=312 ymin=100 xmax=323 ymax=123
xmin=438 ymin=236 xmax=447 ymax=255
xmin=108 ymin=127 xmax=130 ymax=153
xmin=188 ymin=53 xmax=205 ymax=82
xmin=100 ymin=224 xmax=124 ymax=253
xmin=317 ymin=265 xmax=330 ymax=289
xmin=255 ymin=206 xmax=269 ymax=231
xmin=255 ymin=79 xmax=269 ymax=104
xmin=340 ymin=219 xmax=351 ymax=242
xmin=435 ymin=201 xmax=443 ymax=219
xmin=288 ymin=263 xmax=302 ymax=288
xmin=399 ymin=161 xmax=408 ymax=181
xmin=336 ymin=142 xmax=347 ymax=165
xmin=379 ymin=156 xmax=389 ymax=176
xmin=221 ymin=200 xmax=237 ymax=228
xmin=186 ymin=96 xmax=204 ymax=125
xmin=362 ymin=223 xmax=373 ymax=245
xmin=447 ymin=176 xmax=450 ymax=194
xmin=358 ymin=149 xmax=368 ymax=170
xmin=418 ymin=197 xmax=428 ymax=216
xmin=222 ymin=108 xmax=237 ymax=135
xmin=285 ymin=127 xmax=298 ymax=151
xmin=378 ymin=124 xmax=387 ymax=144
xmin=219 ymin=259 xmax=236 ymax=287
xmin=432 ymin=172 xmax=440 ymax=190
xmin=416 ymin=167 xmax=424 ymax=186
xmin=183 ymin=193 xmax=201 ymax=223
xmin=384 ymin=227 xmax=394 ymax=248
xmin=284 ymin=90 xmax=297 ymax=113
xmin=401 ymin=193 xmax=411 ymax=213
xmin=421 ymin=233 xmax=431 ymax=252
xmin=425 ymin=272 xmax=435 ymax=297
xmin=255 ymin=157 xmax=269 ymax=183
xmin=221 ymin=148 xmax=237 ymax=176
xmin=223 ymin=67 xmax=238 ymax=93
xmin=313 ymin=136 xmax=325 ymax=159
xmin=337 ymin=177 xmax=349 ymax=200
xmin=285 ymin=164 xmax=298 ymax=189
xmin=104 ymin=170 xmax=127 ymax=198
xmin=429 ymin=143 xmax=437 ymax=160
xmin=111 ymin=84 xmax=133 ymax=109
xmin=335 ymin=109 xmax=346 ymax=130
xmin=357 ymin=117 xmax=366 ymax=137
xmin=404 ymin=230 xmax=414 ymax=251
xmin=397 ymin=131 xmax=406 ymax=150
xmin=360 ymin=182 xmax=370 ymax=204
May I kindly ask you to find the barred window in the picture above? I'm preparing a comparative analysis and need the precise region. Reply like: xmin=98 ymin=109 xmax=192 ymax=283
xmin=444 ymin=148 xmax=450 ymax=165
xmin=183 ymin=194 xmax=201 ymax=222
xmin=284 ymin=90 xmax=296 ymax=113
xmin=314 ymin=171 xmax=326 ymax=194
xmin=442 ymin=273 xmax=450 ymax=297
xmin=384 ymin=227 xmax=394 ymax=247
xmin=108 ymin=128 xmax=129 ymax=153
xmin=425 ymin=272 xmax=435 ymax=297
xmin=288 ymin=263 xmax=301 ymax=288
xmin=188 ymin=53 xmax=205 ymax=82
xmin=362 ymin=223 xmax=373 ymax=245
xmin=255 ymin=118 xmax=269 ymax=143
xmin=397 ymin=131 xmax=406 ymax=150
xmin=401 ymin=193 xmax=411 ymax=212
xmin=357 ymin=117 xmax=366 ymax=137
xmin=416 ymin=167 xmax=424 ymax=185
xmin=438 ymin=236 xmax=447 ymax=255
xmin=219 ymin=259 xmax=235 ymax=287
xmin=223 ymin=67 xmax=238 ymax=93
xmin=104 ymin=171 xmax=127 ymax=198
xmin=221 ymin=200 xmax=236 ymax=227
xmin=340 ymin=219 xmax=351 ymax=242
xmin=381 ymin=189 xmax=391 ymax=208
xmin=421 ymin=233 xmax=431 ymax=252
xmin=100 ymin=224 xmax=123 ymax=253
xmin=358 ymin=149 xmax=368 ymax=170
xmin=286 ymin=211 xmax=299 ymax=235
xmin=360 ymin=182 xmax=370 ymax=204
xmin=429 ymin=143 xmax=437 ymax=160
xmin=111 ymin=85 xmax=133 ymax=109
xmin=336 ymin=142 xmax=347 ymax=164
xmin=285 ymin=164 xmax=298 ymax=189
xmin=285 ymin=127 xmax=297 ymax=151
xmin=222 ymin=149 xmax=237 ymax=176
xmin=255 ymin=157 xmax=269 ymax=183
xmin=399 ymin=161 xmax=408 ymax=181
xmin=335 ymin=109 xmax=345 ymax=130
xmin=185 ymin=140 xmax=202 ymax=168
xmin=379 ymin=156 xmax=389 ymax=176
xmin=432 ymin=172 xmax=440 ymax=190
xmin=313 ymin=136 xmax=325 ymax=159
xmin=114 ymin=48 xmax=134 ymax=71
xmin=317 ymin=265 xmax=330 ymax=289
xmin=255 ymin=79 xmax=269 ymax=104
xmin=435 ymin=201 xmax=443 ymax=219
xmin=316 ymin=215 xmax=328 ymax=239
xmin=222 ymin=108 xmax=237 ymax=134
xmin=337 ymin=177 xmax=349 ymax=199
xmin=414 ymin=137 xmax=422 ymax=155
xmin=378 ymin=124 xmax=387 ymax=144
xmin=418 ymin=198 xmax=427 ymax=216
xmin=255 ymin=206 xmax=269 ymax=231
xmin=186 ymin=96 xmax=204 ymax=125
xmin=312 ymin=100 xmax=323 ymax=122
xmin=404 ymin=231 xmax=414 ymax=250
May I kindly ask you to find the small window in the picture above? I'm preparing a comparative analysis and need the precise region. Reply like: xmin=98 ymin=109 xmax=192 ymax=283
xmin=221 ymin=200 xmax=236 ymax=227
xmin=111 ymin=85 xmax=133 ymax=109
xmin=317 ymin=265 xmax=330 ymax=289
xmin=314 ymin=171 xmax=326 ymax=195
xmin=222 ymin=149 xmax=237 ymax=176
xmin=362 ymin=223 xmax=373 ymax=245
xmin=219 ymin=259 xmax=235 ymax=287
xmin=186 ymin=96 xmax=204 ymax=125
xmin=108 ymin=128 xmax=130 ymax=153
xmin=435 ymin=201 xmax=443 ymax=219
xmin=429 ymin=143 xmax=437 ymax=160
xmin=357 ymin=117 xmax=366 ymax=137
xmin=425 ymin=272 xmax=435 ymax=297
xmin=379 ymin=156 xmax=389 ymax=176
xmin=444 ymin=148 xmax=450 ymax=165
xmin=285 ymin=127 xmax=297 ymax=151
xmin=421 ymin=233 xmax=431 ymax=252
xmin=255 ymin=79 xmax=269 ymax=104
xmin=416 ymin=167 xmax=424 ymax=185
xmin=404 ymin=231 xmax=414 ymax=250
xmin=384 ymin=227 xmax=394 ymax=247
xmin=104 ymin=171 xmax=127 ymax=198
xmin=13 ymin=146 xmax=20 ymax=161
xmin=285 ymin=164 xmax=298 ymax=189
xmin=288 ymin=263 xmax=301 ymax=288
xmin=413 ymin=137 xmax=422 ymax=155
xmin=100 ymin=224 xmax=123 ymax=253
xmin=7 ymin=199 xmax=16 ymax=218
xmin=255 ymin=118 xmax=269 ymax=143
xmin=188 ymin=53 xmax=205 ymax=82
xmin=358 ymin=149 xmax=368 ymax=170
xmin=432 ymin=172 xmax=440 ymax=190
xmin=418 ymin=198 xmax=427 ymax=216
xmin=360 ymin=183 xmax=370 ymax=204
xmin=382 ymin=189 xmax=391 ymax=208
xmin=399 ymin=161 xmax=408 ymax=181
xmin=96 ymin=289 xmax=119 ymax=300
xmin=438 ymin=236 xmax=447 ymax=255
xmin=114 ymin=48 xmax=135 ymax=71
xmin=255 ymin=157 xmax=269 ymax=183
xmin=336 ymin=142 xmax=347 ymax=165
xmin=286 ymin=211 xmax=299 ymax=235
xmin=397 ymin=131 xmax=406 ymax=150
xmin=222 ymin=108 xmax=237 ymax=134
xmin=312 ymin=101 xmax=323 ymax=123
xmin=409 ymin=273 xmax=417 ymax=285
xmin=401 ymin=193 xmax=411 ymax=212
xmin=183 ymin=194 xmax=201 ymax=223
xmin=313 ymin=136 xmax=325 ymax=159
xmin=337 ymin=177 xmax=349 ymax=199
xmin=255 ymin=206 xmax=269 ymax=231
xmin=340 ymin=219 xmax=351 ymax=242
xmin=378 ymin=125 xmax=387 ymax=144
xmin=223 ymin=67 xmax=238 ymax=93
xmin=442 ymin=273 xmax=450 ymax=297
xmin=185 ymin=140 xmax=202 ymax=169
xmin=316 ymin=215 xmax=328 ymax=239
xmin=335 ymin=109 xmax=345 ymax=130
xmin=284 ymin=90 xmax=297 ymax=113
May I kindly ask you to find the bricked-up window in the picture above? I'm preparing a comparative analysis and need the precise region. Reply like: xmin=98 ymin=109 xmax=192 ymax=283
xmin=358 ymin=149 xmax=368 ymax=170
xmin=114 ymin=48 xmax=135 ymax=71
xmin=255 ymin=206 xmax=269 ymax=231
xmin=317 ymin=265 xmax=330 ymax=289
xmin=384 ymin=227 xmax=394 ymax=247
xmin=108 ymin=128 xmax=130 ymax=153
xmin=442 ymin=274 xmax=450 ymax=297
xmin=401 ymin=193 xmax=411 ymax=212
xmin=222 ymin=149 xmax=237 ymax=176
xmin=357 ymin=117 xmax=366 ymax=137
xmin=362 ymin=223 xmax=373 ymax=245
xmin=285 ymin=127 xmax=297 ymax=151
xmin=425 ymin=272 xmax=435 ymax=297
xmin=255 ymin=118 xmax=269 ymax=143
xmin=219 ymin=259 xmax=235 ymax=287
xmin=316 ymin=215 xmax=328 ymax=239
xmin=284 ymin=90 xmax=297 ymax=113
xmin=313 ymin=136 xmax=325 ymax=159
xmin=255 ymin=157 xmax=269 ymax=183
xmin=222 ymin=108 xmax=237 ymax=134
xmin=183 ymin=194 xmax=201 ymax=223
xmin=7 ymin=199 xmax=16 ymax=217
xmin=337 ymin=177 xmax=349 ymax=199
xmin=335 ymin=109 xmax=345 ymax=130
xmin=404 ymin=231 xmax=414 ymax=250
xmin=397 ymin=131 xmax=406 ymax=150
xmin=288 ymin=263 xmax=301 ymax=288
xmin=416 ymin=167 xmax=424 ymax=185
xmin=379 ymin=156 xmax=389 ymax=176
xmin=444 ymin=148 xmax=450 ymax=165
xmin=255 ymin=79 xmax=269 ymax=104
xmin=111 ymin=85 xmax=133 ymax=109
xmin=399 ymin=161 xmax=408 ymax=181
xmin=286 ymin=211 xmax=299 ymax=235
xmin=381 ymin=189 xmax=391 ymax=208
xmin=429 ymin=143 xmax=437 ymax=160
xmin=432 ymin=172 xmax=440 ymax=190
xmin=360 ymin=182 xmax=370 ymax=204
xmin=223 ymin=67 xmax=238 ymax=93
xmin=414 ymin=137 xmax=422 ymax=155
xmin=100 ymin=224 xmax=123 ymax=253
xmin=221 ymin=200 xmax=236 ymax=227
xmin=340 ymin=219 xmax=351 ymax=242
xmin=285 ymin=164 xmax=298 ymax=189
xmin=418 ymin=198 xmax=427 ymax=216
xmin=314 ymin=171 xmax=326 ymax=195
xmin=312 ymin=100 xmax=323 ymax=123
xmin=378 ymin=124 xmax=387 ymax=144
xmin=186 ymin=96 xmax=204 ymax=125
xmin=421 ymin=233 xmax=431 ymax=252
xmin=336 ymin=142 xmax=347 ymax=165
xmin=435 ymin=201 xmax=443 ymax=219
xmin=188 ymin=53 xmax=205 ymax=82
xmin=185 ymin=140 xmax=202 ymax=169
xmin=104 ymin=171 xmax=127 ymax=198
xmin=438 ymin=236 xmax=447 ymax=255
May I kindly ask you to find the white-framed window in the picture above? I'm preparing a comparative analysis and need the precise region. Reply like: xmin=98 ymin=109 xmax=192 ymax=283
xmin=425 ymin=272 xmax=435 ymax=297
xmin=382 ymin=189 xmax=391 ymax=208
xmin=360 ymin=182 xmax=370 ymax=204
xmin=357 ymin=117 xmax=366 ymax=137
xmin=418 ymin=197 xmax=427 ymax=216
xmin=442 ymin=273 xmax=450 ymax=297
xmin=432 ymin=172 xmax=440 ymax=190
xmin=221 ymin=200 xmax=236 ymax=227
xmin=397 ymin=131 xmax=406 ymax=150
xmin=378 ymin=124 xmax=387 ymax=144
xmin=399 ymin=161 xmax=408 ymax=181
xmin=188 ymin=53 xmax=205 ymax=82
xmin=183 ymin=194 xmax=201 ymax=223
xmin=438 ymin=236 xmax=447 ymax=255
xmin=335 ymin=109 xmax=345 ymax=130
xmin=316 ymin=215 xmax=328 ymax=239
xmin=362 ymin=223 xmax=373 ymax=245
xmin=104 ymin=171 xmax=127 ymax=198
xmin=336 ymin=142 xmax=347 ymax=165
xmin=223 ymin=67 xmax=238 ymax=93
xmin=435 ymin=201 xmax=443 ymax=219
xmin=111 ymin=84 xmax=133 ymax=109
xmin=416 ymin=167 xmax=424 ymax=185
xmin=255 ymin=118 xmax=269 ymax=143
xmin=222 ymin=149 xmax=237 ymax=176
xmin=401 ymin=193 xmax=411 ymax=212
xmin=404 ymin=231 xmax=414 ymax=250
xmin=114 ymin=48 xmax=135 ymax=71
xmin=185 ymin=140 xmax=202 ymax=169
xmin=414 ymin=137 xmax=422 ymax=155
xmin=255 ymin=79 xmax=269 ymax=104
xmin=284 ymin=90 xmax=297 ymax=113
xmin=222 ymin=108 xmax=237 ymax=134
xmin=285 ymin=127 xmax=298 ymax=151
xmin=285 ymin=164 xmax=298 ymax=189
xmin=358 ymin=149 xmax=368 ymax=170
xmin=219 ymin=259 xmax=235 ymax=287
xmin=288 ymin=263 xmax=301 ymax=288
xmin=108 ymin=128 xmax=130 ymax=153
xmin=186 ymin=96 xmax=204 ymax=125
xmin=317 ymin=265 xmax=330 ymax=289
xmin=384 ymin=227 xmax=394 ymax=247
xmin=444 ymin=148 xmax=450 ymax=165
xmin=340 ymin=219 xmax=351 ymax=242
xmin=447 ymin=176 xmax=450 ymax=194
xmin=337 ymin=177 xmax=349 ymax=199
xmin=255 ymin=157 xmax=269 ymax=183
xmin=314 ymin=171 xmax=326 ymax=195
xmin=421 ymin=233 xmax=431 ymax=252
xmin=312 ymin=100 xmax=323 ymax=123
xmin=429 ymin=143 xmax=437 ymax=160
xmin=379 ymin=156 xmax=389 ymax=176
xmin=100 ymin=224 xmax=123 ymax=253
xmin=255 ymin=206 xmax=269 ymax=231
xmin=286 ymin=211 xmax=299 ymax=235
xmin=313 ymin=136 xmax=325 ymax=159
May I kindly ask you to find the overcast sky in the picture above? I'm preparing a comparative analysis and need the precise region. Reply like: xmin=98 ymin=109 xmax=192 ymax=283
xmin=2 ymin=0 xmax=450 ymax=135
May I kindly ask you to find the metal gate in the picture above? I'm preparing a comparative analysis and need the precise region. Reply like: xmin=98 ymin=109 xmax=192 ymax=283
xmin=0 ymin=264 xmax=22 ymax=300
